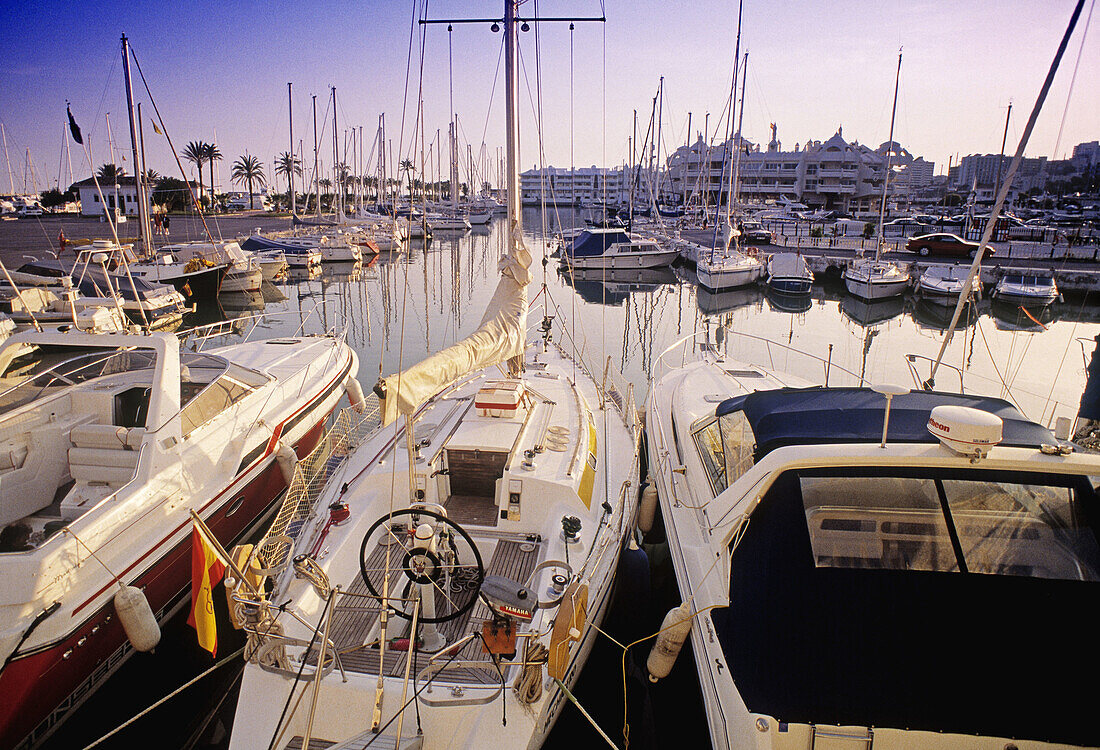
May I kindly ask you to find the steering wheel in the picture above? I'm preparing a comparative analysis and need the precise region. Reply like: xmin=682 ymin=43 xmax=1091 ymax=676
xmin=358 ymin=508 xmax=484 ymax=624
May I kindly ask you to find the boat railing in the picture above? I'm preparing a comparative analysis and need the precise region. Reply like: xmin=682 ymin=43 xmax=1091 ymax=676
xmin=177 ymin=305 xmax=337 ymax=351
xmin=537 ymin=304 xmax=641 ymax=438
xmin=253 ymin=395 xmax=382 ymax=584
xmin=653 ymin=326 xmax=866 ymax=388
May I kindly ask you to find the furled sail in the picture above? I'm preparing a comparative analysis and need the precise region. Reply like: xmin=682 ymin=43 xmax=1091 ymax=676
xmin=374 ymin=232 xmax=532 ymax=426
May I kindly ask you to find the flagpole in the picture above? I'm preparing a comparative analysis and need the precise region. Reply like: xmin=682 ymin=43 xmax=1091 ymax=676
xmin=187 ymin=509 xmax=258 ymax=596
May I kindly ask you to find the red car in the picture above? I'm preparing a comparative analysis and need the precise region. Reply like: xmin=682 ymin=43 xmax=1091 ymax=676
xmin=906 ymin=232 xmax=991 ymax=257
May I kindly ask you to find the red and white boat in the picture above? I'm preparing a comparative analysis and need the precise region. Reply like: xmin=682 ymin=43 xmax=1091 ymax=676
xmin=0 ymin=325 xmax=361 ymax=749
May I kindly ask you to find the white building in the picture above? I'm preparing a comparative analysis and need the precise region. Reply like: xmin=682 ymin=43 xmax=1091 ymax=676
xmin=666 ymin=126 xmax=928 ymax=215
xmin=72 ymin=176 xmax=149 ymax=218
xmin=519 ymin=165 xmax=634 ymax=206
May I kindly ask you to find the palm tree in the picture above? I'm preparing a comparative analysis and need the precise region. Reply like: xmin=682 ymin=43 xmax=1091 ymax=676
xmin=182 ymin=141 xmax=207 ymax=205
xmin=143 ymin=168 xmax=160 ymax=185
xmin=203 ymin=143 xmax=222 ymax=206
xmin=399 ymin=158 xmax=415 ymax=202
xmin=96 ymin=163 xmax=126 ymax=180
xmin=274 ymin=151 xmax=302 ymax=208
xmin=230 ymin=154 xmax=267 ymax=211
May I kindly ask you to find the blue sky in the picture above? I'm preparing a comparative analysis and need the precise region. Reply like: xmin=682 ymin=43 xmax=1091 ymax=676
xmin=1 ymin=0 xmax=1096 ymax=194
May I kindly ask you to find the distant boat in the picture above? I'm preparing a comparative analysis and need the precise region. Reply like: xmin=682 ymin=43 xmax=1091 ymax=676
xmin=918 ymin=263 xmax=981 ymax=302
xmin=560 ymin=228 xmax=679 ymax=269
xmin=843 ymin=50 xmax=910 ymax=302
xmin=993 ymin=269 xmax=1059 ymax=307
xmin=766 ymin=252 xmax=814 ymax=295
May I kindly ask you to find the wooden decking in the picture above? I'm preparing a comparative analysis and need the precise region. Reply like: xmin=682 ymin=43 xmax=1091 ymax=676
xmin=318 ymin=538 xmax=541 ymax=684
xmin=443 ymin=494 xmax=500 ymax=527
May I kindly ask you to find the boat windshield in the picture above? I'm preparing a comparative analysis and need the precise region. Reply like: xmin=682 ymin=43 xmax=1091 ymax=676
xmin=801 ymin=470 xmax=1100 ymax=581
xmin=0 ymin=345 xmax=158 ymax=413
xmin=179 ymin=352 xmax=269 ymax=436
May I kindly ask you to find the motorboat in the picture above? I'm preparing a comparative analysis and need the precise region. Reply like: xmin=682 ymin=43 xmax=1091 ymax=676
xmin=240 ymin=232 xmax=322 ymax=269
xmin=70 ymin=239 xmax=228 ymax=301
xmin=696 ymin=247 xmax=765 ymax=291
xmin=992 ymin=269 xmax=1060 ymax=307
xmin=561 ymin=228 xmax=679 ymax=270
xmin=163 ymin=241 xmax=263 ymax=294
xmin=14 ymin=258 xmax=189 ymax=331
xmin=645 ymin=331 xmax=1100 ymax=750
xmin=227 ymin=7 xmax=641 ymax=748
xmin=917 ymin=263 xmax=981 ymax=302
xmin=426 ymin=212 xmax=472 ymax=232
xmin=766 ymin=252 xmax=813 ymax=295
xmin=843 ymin=257 xmax=910 ymax=301
xmin=0 ymin=324 xmax=360 ymax=750
xmin=252 ymin=249 xmax=290 ymax=282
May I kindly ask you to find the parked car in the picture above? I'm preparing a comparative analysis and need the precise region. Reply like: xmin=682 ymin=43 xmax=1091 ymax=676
xmin=906 ymin=232 xmax=990 ymax=257
xmin=741 ymin=221 xmax=774 ymax=244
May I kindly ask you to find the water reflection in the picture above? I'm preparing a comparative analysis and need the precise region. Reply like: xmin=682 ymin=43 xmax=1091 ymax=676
xmin=167 ymin=208 xmax=1100 ymax=429
xmin=840 ymin=294 xmax=908 ymax=328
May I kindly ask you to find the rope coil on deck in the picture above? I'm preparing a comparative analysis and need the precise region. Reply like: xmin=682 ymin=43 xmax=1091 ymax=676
xmin=513 ymin=640 xmax=549 ymax=704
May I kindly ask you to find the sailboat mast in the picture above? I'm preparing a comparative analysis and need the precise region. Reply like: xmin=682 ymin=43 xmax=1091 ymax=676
xmin=504 ymin=0 xmax=521 ymax=245
xmin=288 ymin=82 xmax=296 ymax=216
xmin=875 ymin=49 xmax=902 ymax=262
xmin=332 ymin=86 xmax=340 ymax=218
xmin=1 ymin=124 xmax=13 ymax=195
xmin=312 ymin=94 xmax=320 ymax=218
xmin=994 ymin=102 xmax=1012 ymax=203
xmin=732 ymin=52 xmax=748 ymax=217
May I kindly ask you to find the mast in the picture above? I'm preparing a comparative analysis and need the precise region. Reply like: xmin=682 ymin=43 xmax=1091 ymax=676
xmin=312 ymin=94 xmax=320 ymax=218
xmin=730 ymin=52 xmax=749 ymax=251
xmin=994 ymin=101 xmax=1012 ymax=206
xmin=332 ymin=86 xmax=340 ymax=218
xmin=875 ymin=49 xmax=903 ymax=262
xmin=288 ymin=82 xmax=296 ymax=216
xmin=1 ymin=124 xmax=13 ymax=194
xmin=504 ymin=0 xmax=520 ymax=246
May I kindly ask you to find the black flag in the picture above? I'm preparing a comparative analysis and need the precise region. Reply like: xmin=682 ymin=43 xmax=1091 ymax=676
xmin=66 ymin=104 xmax=83 ymax=145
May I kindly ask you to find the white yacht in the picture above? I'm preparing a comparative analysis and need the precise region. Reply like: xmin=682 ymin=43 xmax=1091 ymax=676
xmin=646 ymin=331 xmax=1100 ymax=750
xmin=0 ymin=325 xmax=360 ymax=750
xmin=843 ymin=257 xmax=910 ymax=300
xmin=918 ymin=263 xmax=980 ymax=302
xmin=993 ymin=269 xmax=1060 ymax=307
xmin=561 ymin=228 xmax=679 ymax=270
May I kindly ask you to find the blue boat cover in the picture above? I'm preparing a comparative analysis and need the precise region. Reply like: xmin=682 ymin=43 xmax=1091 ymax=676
xmin=716 ymin=387 xmax=1055 ymax=455
xmin=565 ymin=229 xmax=631 ymax=259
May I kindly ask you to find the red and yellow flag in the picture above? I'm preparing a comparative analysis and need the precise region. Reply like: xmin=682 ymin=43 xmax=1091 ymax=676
xmin=187 ymin=522 xmax=228 ymax=656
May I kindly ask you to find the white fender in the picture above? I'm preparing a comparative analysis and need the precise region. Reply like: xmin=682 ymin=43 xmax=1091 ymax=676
xmin=638 ymin=483 xmax=658 ymax=534
xmin=275 ymin=440 xmax=298 ymax=484
xmin=114 ymin=585 xmax=161 ymax=652
xmin=646 ymin=601 xmax=692 ymax=682
xmin=345 ymin=376 xmax=366 ymax=413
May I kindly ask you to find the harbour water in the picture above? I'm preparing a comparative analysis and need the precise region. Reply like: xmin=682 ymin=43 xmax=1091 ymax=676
xmin=29 ymin=207 xmax=1100 ymax=750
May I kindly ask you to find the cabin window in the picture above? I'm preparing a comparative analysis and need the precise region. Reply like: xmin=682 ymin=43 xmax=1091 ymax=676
xmin=801 ymin=471 xmax=1100 ymax=581
xmin=691 ymin=410 xmax=757 ymax=496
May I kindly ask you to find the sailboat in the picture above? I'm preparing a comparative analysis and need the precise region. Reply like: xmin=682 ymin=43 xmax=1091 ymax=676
xmin=843 ymin=50 xmax=910 ymax=301
xmin=228 ymin=5 xmax=641 ymax=749
xmin=696 ymin=41 xmax=765 ymax=292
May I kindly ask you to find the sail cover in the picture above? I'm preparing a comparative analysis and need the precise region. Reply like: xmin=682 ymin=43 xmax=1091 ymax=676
xmin=375 ymin=230 xmax=532 ymax=426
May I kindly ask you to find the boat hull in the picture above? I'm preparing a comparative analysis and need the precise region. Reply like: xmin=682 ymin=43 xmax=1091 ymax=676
xmin=567 ymin=249 xmax=679 ymax=270
xmin=0 ymin=343 xmax=355 ymax=750
xmin=843 ymin=274 xmax=909 ymax=301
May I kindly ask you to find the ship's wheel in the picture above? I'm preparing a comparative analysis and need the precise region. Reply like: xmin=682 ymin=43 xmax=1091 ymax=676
xmin=358 ymin=508 xmax=484 ymax=624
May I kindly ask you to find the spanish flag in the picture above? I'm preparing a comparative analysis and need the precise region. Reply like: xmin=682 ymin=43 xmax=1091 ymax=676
xmin=187 ymin=520 xmax=228 ymax=656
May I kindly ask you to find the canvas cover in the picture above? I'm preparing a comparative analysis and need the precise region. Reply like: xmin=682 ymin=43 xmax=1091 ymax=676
xmin=375 ymin=229 xmax=532 ymax=426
